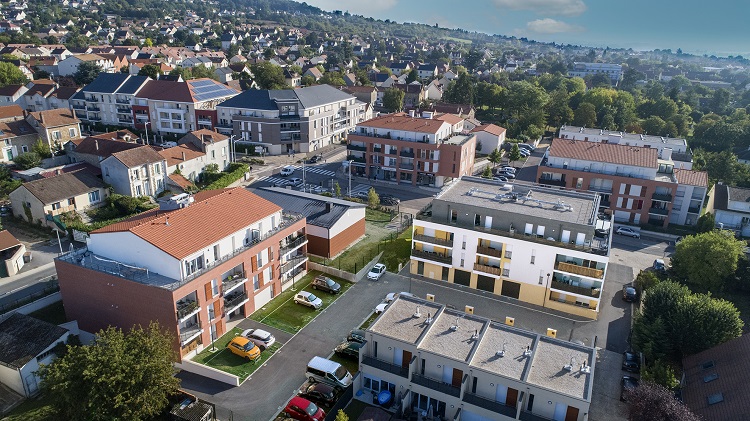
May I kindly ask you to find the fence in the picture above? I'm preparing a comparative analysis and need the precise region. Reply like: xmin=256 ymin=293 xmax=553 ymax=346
xmin=324 ymin=376 xmax=356 ymax=421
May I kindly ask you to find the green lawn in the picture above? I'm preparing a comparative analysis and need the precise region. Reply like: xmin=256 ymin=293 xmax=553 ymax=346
xmin=358 ymin=312 xmax=380 ymax=330
xmin=249 ymin=271 xmax=353 ymax=333
xmin=1 ymin=394 xmax=56 ymax=421
xmin=192 ymin=327 xmax=282 ymax=381
xmin=28 ymin=301 xmax=67 ymax=325
xmin=380 ymin=228 xmax=413 ymax=272
xmin=329 ymin=353 xmax=359 ymax=376
xmin=365 ymin=207 xmax=394 ymax=222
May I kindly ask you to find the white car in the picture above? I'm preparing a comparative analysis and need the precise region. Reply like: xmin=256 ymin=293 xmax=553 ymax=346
xmin=280 ymin=165 xmax=295 ymax=176
xmin=241 ymin=328 xmax=276 ymax=350
xmin=294 ymin=291 xmax=323 ymax=309
xmin=616 ymin=227 xmax=641 ymax=238
xmin=500 ymin=166 xmax=516 ymax=173
xmin=368 ymin=263 xmax=386 ymax=280
xmin=385 ymin=292 xmax=417 ymax=303
xmin=374 ymin=303 xmax=388 ymax=314
xmin=289 ymin=177 xmax=303 ymax=187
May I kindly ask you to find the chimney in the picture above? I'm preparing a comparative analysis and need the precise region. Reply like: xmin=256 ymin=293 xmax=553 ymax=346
xmin=182 ymin=151 xmax=186 ymax=161
xmin=408 ymin=109 xmax=415 ymax=118
xmin=165 ymin=217 xmax=169 ymax=226
xmin=40 ymin=112 xmax=45 ymax=124
xmin=662 ymin=147 xmax=673 ymax=161
xmin=325 ymin=202 xmax=332 ymax=213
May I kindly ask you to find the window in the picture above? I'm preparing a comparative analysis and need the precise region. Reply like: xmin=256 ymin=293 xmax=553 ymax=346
xmin=184 ymin=254 xmax=205 ymax=276
xmin=222 ymin=147 xmax=226 ymax=156
xmin=530 ymin=250 xmax=536 ymax=264
xmin=69 ymin=128 xmax=76 ymax=138
xmin=211 ymin=279 xmax=219 ymax=296
xmin=52 ymin=131 xmax=61 ymax=140
xmin=51 ymin=202 xmax=61 ymax=210
xmin=88 ymin=190 xmax=100 ymax=203
xmin=257 ymin=251 xmax=264 ymax=267
xmin=21 ymin=145 xmax=28 ymax=153
xmin=208 ymin=302 xmax=216 ymax=320
xmin=502 ymin=268 xmax=510 ymax=277
xmin=253 ymin=275 xmax=260 ymax=290
xmin=504 ymin=245 xmax=513 ymax=259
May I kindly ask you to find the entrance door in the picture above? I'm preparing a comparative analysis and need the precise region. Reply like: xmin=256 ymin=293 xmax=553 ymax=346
xmin=451 ymin=368 xmax=463 ymax=388
xmin=500 ymin=280 xmax=521 ymax=299
xmin=565 ymin=406 xmax=579 ymax=421
xmin=402 ymin=350 xmax=412 ymax=369
xmin=506 ymin=388 xmax=518 ymax=407
xmin=561 ymin=230 xmax=571 ymax=243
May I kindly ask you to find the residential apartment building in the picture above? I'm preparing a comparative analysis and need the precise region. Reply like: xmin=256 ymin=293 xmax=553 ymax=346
xmin=134 ymin=79 xmax=239 ymax=135
xmin=215 ymin=84 xmax=369 ymax=155
xmin=55 ymin=188 xmax=309 ymax=361
xmin=70 ymin=73 xmax=151 ymax=127
xmin=101 ymin=146 xmax=167 ymax=197
xmin=706 ymin=184 xmax=750 ymax=237
xmin=538 ymin=139 xmax=708 ymax=227
xmin=558 ymin=125 xmax=693 ymax=169
xmin=412 ymin=177 xmax=610 ymax=319
xmin=357 ymin=295 xmax=595 ymax=421
xmin=567 ymin=62 xmax=622 ymax=85
xmin=346 ymin=114 xmax=476 ymax=187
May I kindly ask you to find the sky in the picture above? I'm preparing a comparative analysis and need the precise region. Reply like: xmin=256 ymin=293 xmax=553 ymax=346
xmin=301 ymin=0 xmax=749 ymax=56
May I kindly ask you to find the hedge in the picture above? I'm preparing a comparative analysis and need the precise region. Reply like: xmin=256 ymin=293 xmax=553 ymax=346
xmin=204 ymin=163 xmax=249 ymax=190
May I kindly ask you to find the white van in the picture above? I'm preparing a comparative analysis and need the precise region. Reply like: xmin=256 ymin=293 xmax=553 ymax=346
xmin=306 ymin=356 xmax=353 ymax=390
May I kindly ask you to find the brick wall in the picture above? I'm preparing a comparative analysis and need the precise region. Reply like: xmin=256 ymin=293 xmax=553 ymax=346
xmin=329 ymin=218 xmax=366 ymax=258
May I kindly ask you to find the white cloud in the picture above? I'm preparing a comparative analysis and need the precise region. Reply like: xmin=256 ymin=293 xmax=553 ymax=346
xmin=494 ymin=0 xmax=586 ymax=16
xmin=303 ymin=0 xmax=398 ymax=15
xmin=526 ymin=18 xmax=584 ymax=34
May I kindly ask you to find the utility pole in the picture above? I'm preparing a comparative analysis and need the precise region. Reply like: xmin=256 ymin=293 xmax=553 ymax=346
xmin=348 ymin=160 xmax=353 ymax=197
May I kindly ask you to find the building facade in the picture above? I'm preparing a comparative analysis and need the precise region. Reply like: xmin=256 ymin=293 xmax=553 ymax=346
xmin=25 ymin=108 xmax=81 ymax=151
xmin=567 ymin=62 xmax=622 ymax=85
xmin=412 ymin=178 xmax=610 ymax=319
xmin=70 ymin=73 xmax=151 ymax=128
xmin=357 ymin=295 xmax=596 ymax=421
xmin=55 ymin=189 xmax=308 ymax=361
xmin=101 ymin=146 xmax=167 ymax=197
xmin=706 ymin=184 xmax=750 ymax=237
xmin=346 ymin=114 xmax=476 ymax=187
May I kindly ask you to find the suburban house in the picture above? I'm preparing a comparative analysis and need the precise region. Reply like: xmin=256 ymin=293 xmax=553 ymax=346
xmin=346 ymin=113 xmax=476 ymax=187
xmin=412 ymin=177 xmax=610 ymax=319
xmin=57 ymin=54 xmax=115 ymax=76
xmin=66 ymin=130 xmax=141 ymax=167
xmin=357 ymin=295 xmax=596 ymax=421
xmin=9 ymin=171 xmax=108 ymax=227
xmin=0 ymin=85 xmax=28 ymax=104
xmin=216 ymin=84 xmax=369 ymax=155
xmin=0 ymin=230 xmax=26 ymax=277
xmin=69 ymin=73 xmax=151 ymax=128
xmin=25 ymin=108 xmax=81 ymax=152
xmin=416 ymin=63 xmax=438 ymax=79
xmin=706 ymin=184 xmax=750 ymax=237
xmin=681 ymin=333 xmax=750 ymax=420
xmin=538 ymin=139 xmax=708 ymax=227
xmin=0 ymin=313 xmax=71 ymax=397
xmin=252 ymin=187 xmax=365 ymax=258
xmin=342 ymin=86 xmax=377 ymax=106
xmin=0 ymin=118 xmax=38 ymax=162
xmin=55 ymin=188 xmax=309 ymax=361
xmin=101 ymin=145 xmax=167 ymax=197
xmin=470 ymin=124 xmax=507 ymax=153
xmin=178 ymin=129 xmax=230 ymax=170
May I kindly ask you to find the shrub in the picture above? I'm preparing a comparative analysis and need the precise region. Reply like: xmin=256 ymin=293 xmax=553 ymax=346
xmin=204 ymin=163 xmax=249 ymax=190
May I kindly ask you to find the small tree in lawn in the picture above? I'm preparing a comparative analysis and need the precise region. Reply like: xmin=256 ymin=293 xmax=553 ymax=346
xmin=203 ymin=163 xmax=219 ymax=174
xmin=368 ymin=187 xmax=379 ymax=208
xmin=32 ymin=138 xmax=52 ymax=158
xmin=335 ymin=409 xmax=349 ymax=421
xmin=334 ymin=182 xmax=341 ymax=197
xmin=488 ymin=148 xmax=502 ymax=168
xmin=626 ymin=381 xmax=701 ymax=421
xmin=508 ymin=143 xmax=522 ymax=166
xmin=482 ymin=166 xmax=493 ymax=178
xmin=14 ymin=152 xmax=42 ymax=170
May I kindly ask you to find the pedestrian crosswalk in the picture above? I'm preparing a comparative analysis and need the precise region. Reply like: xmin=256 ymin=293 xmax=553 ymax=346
xmin=291 ymin=166 xmax=337 ymax=177
xmin=348 ymin=184 xmax=371 ymax=195
xmin=256 ymin=176 xmax=289 ymax=185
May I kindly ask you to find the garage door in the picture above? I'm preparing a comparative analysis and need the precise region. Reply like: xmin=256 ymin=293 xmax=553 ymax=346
xmin=500 ymin=280 xmax=520 ymax=299
xmin=453 ymin=269 xmax=471 ymax=287
xmin=476 ymin=275 xmax=495 ymax=293
xmin=460 ymin=410 xmax=493 ymax=421
xmin=254 ymin=285 xmax=273 ymax=310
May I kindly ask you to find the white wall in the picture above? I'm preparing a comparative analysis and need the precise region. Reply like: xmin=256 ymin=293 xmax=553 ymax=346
xmin=88 ymin=231 xmax=182 ymax=279
xmin=329 ymin=207 xmax=365 ymax=238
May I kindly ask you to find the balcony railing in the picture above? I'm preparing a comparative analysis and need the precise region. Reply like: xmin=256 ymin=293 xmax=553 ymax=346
xmin=117 ymin=107 xmax=131 ymax=113
xmin=588 ymin=186 xmax=613 ymax=194
xmin=412 ymin=373 xmax=460 ymax=398
xmin=538 ymin=177 xmax=566 ymax=187
xmin=347 ymin=144 xmax=367 ymax=152
xmin=176 ymin=300 xmax=199 ymax=319
xmin=386 ymin=149 xmax=398 ymax=155
xmin=555 ymin=261 xmax=604 ymax=279
xmin=413 ymin=233 xmax=453 ymax=247
xmin=346 ymin=154 xmax=367 ymax=163
xmin=399 ymin=163 xmax=414 ymax=170
xmin=281 ymin=255 xmax=308 ymax=274
xmin=224 ymin=291 xmax=248 ymax=312
xmin=474 ymin=263 xmax=502 ymax=276
xmin=651 ymin=192 xmax=673 ymax=202
xmin=86 ymin=106 xmax=100 ymax=111
xmin=411 ymin=249 xmax=452 ymax=265
xmin=373 ymin=147 xmax=382 ymax=153
xmin=476 ymin=245 xmax=502 ymax=258
xmin=179 ymin=325 xmax=202 ymax=344
xmin=119 ymin=117 xmax=133 ymax=123
xmin=88 ymin=116 xmax=102 ymax=121
xmin=688 ymin=206 xmax=701 ymax=214
xmin=281 ymin=236 xmax=307 ymax=254
xmin=550 ymin=280 xmax=601 ymax=298
xmin=72 ymin=104 xmax=85 ymax=110
xmin=222 ymin=272 xmax=247 ymax=293
xmin=48 ymin=204 xmax=75 ymax=216
xmin=648 ymin=207 xmax=669 ymax=216
xmin=116 ymin=98 xmax=130 ymax=104
xmin=400 ymin=150 xmax=415 ymax=158
xmin=362 ymin=355 xmax=408 ymax=378
xmin=463 ymin=393 xmax=516 ymax=418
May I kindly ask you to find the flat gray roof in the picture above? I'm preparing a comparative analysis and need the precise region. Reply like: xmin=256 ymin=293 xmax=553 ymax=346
xmin=419 ymin=309 xmax=486 ymax=363
xmin=525 ymin=336 xmax=595 ymax=400
xmin=560 ymin=125 xmax=687 ymax=147
xmin=438 ymin=178 xmax=598 ymax=226
xmin=370 ymin=296 xmax=443 ymax=345
xmin=470 ymin=322 xmax=536 ymax=381
xmin=445 ymin=134 xmax=471 ymax=145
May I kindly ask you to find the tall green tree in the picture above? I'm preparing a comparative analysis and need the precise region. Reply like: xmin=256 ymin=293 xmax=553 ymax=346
xmin=573 ymin=102 xmax=597 ymax=127
xmin=481 ymin=166 xmax=493 ymax=178
xmin=39 ymin=322 xmax=180 ymax=421
xmin=138 ymin=64 xmax=162 ymax=79
xmin=488 ymin=148 xmax=502 ymax=167
xmin=250 ymin=62 xmax=286 ymax=89
xmin=0 ymin=61 xmax=27 ymax=87
xmin=626 ymin=381 xmax=702 ymax=421
xmin=14 ymin=152 xmax=41 ymax=169
xmin=507 ymin=143 xmax=522 ymax=166
xmin=367 ymin=187 xmax=379 ymax=208
xmin=383 ymin=87 xmax=404 ymax=112
xmin=73 ymin=61 xmax=102 ymax=86
xmin=670 ymin=230 xmax=745 ymax=291
xmin=545 ymin=88 xmax=574 ymax=128
xmin=443 ymin=72 xmax=475 ymax=105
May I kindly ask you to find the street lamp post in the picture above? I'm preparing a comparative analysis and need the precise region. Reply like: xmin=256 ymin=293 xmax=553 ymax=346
xmin=348 ymin=159 xmax=353 ymax=197
xmin=229 ymin=135 xmax=237 ymax=164
xmin=143 ymin=121 xmax=151 ymax=145
xmin=543 ymin=273 xmax=551 ymax=308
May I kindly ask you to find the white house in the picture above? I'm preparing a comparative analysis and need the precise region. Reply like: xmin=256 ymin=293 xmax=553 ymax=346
xmin=470 ymin=124 xmax=506 ymax=153
xmin=57 ymin=54 xmax=115 ymax=76
xmin=707 ymin=184 xmax=750 ymax=237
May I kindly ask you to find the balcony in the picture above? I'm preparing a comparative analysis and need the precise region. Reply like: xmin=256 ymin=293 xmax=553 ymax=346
xmin=224 ymin=291 xmax=248 ymax=314
xmin=463 ymin=393 xmax=516 ymax=418
xmin=72 ymin=103 xmax=85 ymax=110
xmin=88 ymin=116 xmax=102 ymax=121
xmin=179 ymin=325 xmax=202 ymax=346
xmin=538 ymin=177 xmax=566 ymax=187
xmin=399 ymin=163 xmax=414 ymax=170
xmin=473 ymin=263 xmax=502 ymax=277
xmin=412 ymin=373 xmax=460 ymax=398
xmin=119 ymin=117 xmax=133 ymax=123
xmin=362 ymin=355 xmax=408 ymax=378
xmin=476 ymin=245 xmax=502 ymax=258
xmin=386 ymin=149 xmax=398 ymax=156
xmin=550 ymin=280 xmax=601 ymax=298
xmin=411 ymin=249 xmax=452 ymax=265
xmin=281 ymin=236 xmax=308 ymax=255
xmin=347 ymin=144 xmax=367 ymax=152
xmin=222 ymin=271 xmax=247 ymax=295
xmin=588 ymin=186 xmax=613 ymax=194
xmin=648 ymin=207 xmax=669 ymax=216
xmin=116 ymin=98 xmax=130 ymax=104
xmin=555 ymin=261 xmax=604 ymax=279
xmin=197 ymin=118 xmax=213 ymax=124
xmin=281 ymin=254 xmax=308 ymax=274
xmin=413 ymin=233 xmax=453 ymax=247
xmin=400 ymin=150 xmax=415 ymax=158
xmin=48 ymin=204 xmax=75 ymax=216
xmin=520 ymin=411 xmax=555 ymax=421
xmin=346 ymin=155 xmax=367 ymax=164
xmin=86 ymin=106 xmax=100 ymax=111
xmin=688 ymin=206 xmax=701 ymax=214
xmin=176 ymin=300 xmax=199 ymax=320
xmin=373 ymin=147 xmax=382 ymax=153
xmin=651 ymin=192 xmax=673 ymax=202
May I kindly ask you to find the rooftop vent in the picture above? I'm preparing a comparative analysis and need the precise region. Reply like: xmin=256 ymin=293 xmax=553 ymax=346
xmin=564 ymin=356 xmax=576 ymax=371
xmin=471 ymin=329 xmax=479 ymax=340
xmin=523 ymin=345 xmax=532 ymax=357
xmin=580 ymin=360 xmax=591 ymax=374
xmin=424 ymin=312 xmax=433 ymax=325
xmin=413 ymin=306 xmax=421 ymax=318
xmin=450 ymin=317 xmax=459 ymax=331
xmin=496 ymin=342 xmax=507 ymax=357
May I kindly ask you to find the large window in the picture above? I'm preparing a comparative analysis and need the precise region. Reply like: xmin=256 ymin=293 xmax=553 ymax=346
xmin=185 ymin=254 xmax=205 ymax=276
xmin=88 ymin=190 xmax=100 ymax=203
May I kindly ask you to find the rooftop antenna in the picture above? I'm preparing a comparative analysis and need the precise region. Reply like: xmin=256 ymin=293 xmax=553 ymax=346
xmin=471 ymin=329 xmax=479 ymax=340
xmin=580 ymin=360 xmax=591 ymax=374
xmin=523 ymin=345 xmax=532 ymax=357
xmin=496 ymin=342 xmax=507 ymax=357
xmin=564 ymin=356 xmax=576 ymax=371
xmin=413 ymin=306 xmax=421 ymax=318
xmin=450 ymin=317 xmax=459 ymax=331
xmin=425 ymin=312 xmax=433 ymax=325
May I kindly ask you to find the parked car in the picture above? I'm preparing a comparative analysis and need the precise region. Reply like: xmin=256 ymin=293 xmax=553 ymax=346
xmin=615 ymin=227 xmax=640 ymax=238
xmin=0 ymin=205 xmax=9 ymax=217
xmin=620 ymin=376 xmax=639 ymax=401
xmin=622 ymin=285 xmax=638 ymax=302
xmin=352 ymin=191 xmax=369 ymax=200
xmin=295 ymin=291 xmax=323 ymax=309
xmin=367 ymin=263 xmax=387 ymax=280
xmin=497 ymin=171 xmax=516 ymax=179
xmin=374 ymin=303 xmax=388 ymax=314
xmin=653 ymin=259 xmax=666 ymax=272
xmin=492 ymin=176 xmax=508 ymax=182
xmin=298 ymin=383 xmax=337 ymax=407
xmin=622 ymin=351 xmax=641 ymax=373
xmin=242 ymin=328 xmax=276 ymax=351
xmin=385 ymin=291 xmax=417 ymax=303
xmin=519 ymin=149 xmax=531 ymax=157
xmin=289 ymin=178 xmax=303 ymax=187
xmin=311 ymin=276 xmax=341 ymax=294
xmin=284 ymin=396 xmax=326 ymax=421
xmin=334 ymin=341 xmax=364 ymax=360
xmin=308 ymin=154 xmax=323 ymax=164
xmin=280 ymin=166 xmax=295 ymax=176
xmin=517 ymin=143 xmax=535 ymax=151
xmin=347 ymin=329 xmax=366 ymax=343
xmin=380 ymin=194 xmax=400 ymax=206
xmin=500 ymin=166 xmax=516 ymax=173
xmin=226 ymin=337 xmax=261 ymax=361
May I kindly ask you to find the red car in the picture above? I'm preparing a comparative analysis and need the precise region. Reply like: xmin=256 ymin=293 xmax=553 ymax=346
xmin=284 ymin=396 xmax=325 ymax=421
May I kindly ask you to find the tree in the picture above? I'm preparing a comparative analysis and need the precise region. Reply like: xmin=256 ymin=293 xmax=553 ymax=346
xmin=546 ymin=88 xmax=574 ymax=128
xmin=138 ymin=64 xmax=162 ymax=79
xmin=695 ymin=213 xmax=716 ymax=233
xmin=0 ymin=61 xmax=27 ymax=87
xmin=31 ymin=138 xmax=52 ymax=158
xmin=333 ymin=181 xmax=341 ymax=198
xmin=573 ymin=102 xmax=597 ymax=127
xmin=319 ymin=71 xmax=346 ymax=86
xmin=481 ymin=166 xmax=492 ymax=178
xmin=626 ymin=381 xmax=702 ymax=421
xmin=203 ymin=163 xmax=219 ymax=174
xmin=367 ymin=187 xmax=379 ymax=208
xmin=641 ymin=360 xmax=679 ymax=389
xmin=634 ymin=270 xmax=660 ymax=295
xmin=488 ymin=149 xmax=502 ymax=167
xmin=251 ymin=62 xmax=286 ymax=89
xmin=73 ymin=61 xmax=102 ymax=86
xmin=670 ymin=230 xmax=745 ymax=290
xmin=464 ymin=49 xmax=483 ymax=71
xmin=190 ymin=64 xmax=215 ymax=80
xmin=335 ymin=409 xmax=349 ymax=421
xmin=14 ymin=152 xmax=41 ymax=169
xmin=507 ymin=143 xmax=522 ymax=166
xmin=301 ymin=75 xmax=316 ymax=86
xmin=443 ymin=72 xmax=475 ymax=105
xmin=39 ymin=322 xmax=180 ymax=421
xmin=383 ymin=87 xmax=404 ymax=112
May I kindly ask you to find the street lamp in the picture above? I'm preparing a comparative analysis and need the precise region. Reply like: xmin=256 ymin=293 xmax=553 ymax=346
xmin=543 ymin=273 xmax=551 ymax=308
xmin=143 ymin=121 xmax=151 ymax=145
xmin=348 ymin=159 xmax=353 ymax=197
xmin=228 ymin=134 xmax=237 ymax=164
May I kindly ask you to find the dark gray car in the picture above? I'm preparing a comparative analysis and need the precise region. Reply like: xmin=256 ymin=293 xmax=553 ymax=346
xmin=311 ymin=276 xmax=341 ymax=294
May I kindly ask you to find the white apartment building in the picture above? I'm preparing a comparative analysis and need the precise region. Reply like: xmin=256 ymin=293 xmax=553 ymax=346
xmin=70 ymin=73 xmax=151 ymax=127
xmin=357 ymin=295 xmax=596 ymax=421
xmin=567 ymin=62 xmax=622 ymax=85
xmin=412 ymin=178 xmax=610 ymax=319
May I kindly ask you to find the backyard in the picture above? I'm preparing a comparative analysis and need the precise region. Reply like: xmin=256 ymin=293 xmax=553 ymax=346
xmin=192 ymin=327 xmax=282 ymax=381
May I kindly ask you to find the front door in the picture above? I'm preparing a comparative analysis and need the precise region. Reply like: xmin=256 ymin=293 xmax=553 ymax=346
xmin=451 ymin=368 xmax=462 ymax=388
xmin=402 ymin=350 xmax=412 ymax=369
xmin=506 ymin=388 xmax=518 ymax=407
xmin=565 ymin=406 xmax=579 ymax=421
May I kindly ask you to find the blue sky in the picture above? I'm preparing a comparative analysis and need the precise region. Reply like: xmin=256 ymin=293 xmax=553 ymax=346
xmin=302 ymin=0 xmax=749 ymax=56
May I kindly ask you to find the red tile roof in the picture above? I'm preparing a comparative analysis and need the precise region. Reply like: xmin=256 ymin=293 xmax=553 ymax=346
xmin=0 ymin=104 xmax=24 ymax=121
xmin=167 ymin=173 xmax=195 ymax=190
xmin=28 ymin=108 xmax=80 ymax=128
xmin=91 ymin=188 xmax=283 ymax=259
xmin=549 ymin=139 xmax=658 ymax=168
xmin=0 ymin=230 xmax=20 ymax=252
xmin=434 ymin=113 xmax=463 ymax=125
xmin=158 ymin=144 xmax=205 ymax=167
xmin=471 ymin=124 xmax=506 ymax=137
xmin=674 ymin=168 xmax=708 ymax=187
xmin=109 ymin=145 xmax=164 ymax=168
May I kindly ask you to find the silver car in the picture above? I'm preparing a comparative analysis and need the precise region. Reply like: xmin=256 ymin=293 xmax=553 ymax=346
xmin=242 ymin=328 xmax=276 ymax=350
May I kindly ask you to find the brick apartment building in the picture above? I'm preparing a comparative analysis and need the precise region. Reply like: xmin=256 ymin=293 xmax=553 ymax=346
xmin=346 ymin=113 xmax=476 ymax=187
xmin=55 ymin=188 xmax=308 ymax=360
